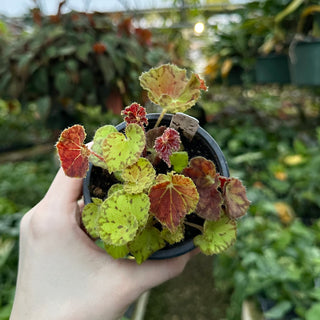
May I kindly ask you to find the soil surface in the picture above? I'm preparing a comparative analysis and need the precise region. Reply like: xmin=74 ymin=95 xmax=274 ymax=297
xmin=144 ymin=254 xmax=229 ymax=320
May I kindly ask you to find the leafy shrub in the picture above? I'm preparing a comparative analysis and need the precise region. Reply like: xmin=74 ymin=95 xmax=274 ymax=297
xmin=0 ymin=7 xmax=170 ymax=129
xmin=0 ymin=99 xmax=52 ymax=151
xmin=0 ymin=159 xmax=57 ymax=210
xmin=214 ymin=215 xmax=320 ymax=319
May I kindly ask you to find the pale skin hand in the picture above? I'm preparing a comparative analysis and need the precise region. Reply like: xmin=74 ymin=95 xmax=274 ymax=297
xmin=10 ymin=168 xmax=198 ymax=320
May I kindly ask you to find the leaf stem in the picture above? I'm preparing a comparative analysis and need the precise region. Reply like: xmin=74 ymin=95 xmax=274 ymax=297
xmin=90 ymin=150 xmax=105 ymax=162
xmin=154 ymin=108 xmax=167 ymax=128
xmin=184 ymin=221 xmax=204 ymax=233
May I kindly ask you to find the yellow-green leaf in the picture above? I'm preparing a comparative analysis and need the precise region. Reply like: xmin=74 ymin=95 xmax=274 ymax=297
xmin=122 ymin=158 xmax=156 ymax=194
xmin=104 ymin=243 xmax=130 ymax=259
xmin=98 ymin=191 xmax=150 ymax=246
xmin=102 ymin=123 xmax=145 ymax=173
xmin=194 ymin=215 xmax=237 ymax=255
xmin=139 ymin=64 xmax=206 ymax=113
xmin=89 ymin=125 xmax=117 ymax=169
xmin=107 ymin=183 xmax=124 ymax=196
xmin=169 ymin=151 xmax=189 ymax=173
xmin=129 ymin=226 xmax=166 ymax=264
xmin=82 ymin=198 xmax=102 ymax=238
xmin=161 ymin=223 xmax=185 ymax=244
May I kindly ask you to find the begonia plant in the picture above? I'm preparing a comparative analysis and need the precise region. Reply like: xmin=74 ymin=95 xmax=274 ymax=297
xmin=56 ymin=64 xmax=250 ymax=264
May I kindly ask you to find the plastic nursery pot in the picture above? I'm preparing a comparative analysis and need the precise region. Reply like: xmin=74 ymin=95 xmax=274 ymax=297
xmin=255 ymin=54 xmax=290 ymax=84
xmin=83 ymin=113 xmax=229 ymax=260
xmin=289 ymin=39 xmax=320 ymax=86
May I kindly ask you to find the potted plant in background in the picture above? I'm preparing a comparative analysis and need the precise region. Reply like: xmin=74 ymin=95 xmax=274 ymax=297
xmin=289 ymin=4 xmax=320 ymax=86
xmin=56 ymin=64 xmax=250 ymax=264
xmin=253 ymin=0 xmax=304 ymax=84
xmin=203 ymin=20 xmax=257 ymax=86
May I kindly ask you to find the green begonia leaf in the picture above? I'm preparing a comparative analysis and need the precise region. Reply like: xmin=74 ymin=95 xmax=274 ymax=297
xmin=89 ymin=125 xmax=117 ymax=169
xmin=107 ymin=183 xmax=124 ymax=196
xmin=194 ymin=215 xmax=237 ymax=255
xmin=104 ymin=243 xmax=130 ymax=260
xmin=82 ymin=198 xmax=102 ymax=238
xmin=122 ymin=158 xmax=156 ymax=194
xmin=102 ymin=123 xmax=146 ymax=173
xmin=169 ymin=151 xmax=189 ymax=173
xmin=128 ymin=226 xmax=166 ymax=264
xmin=98 ymin=191 xmax=150 ymax=246
xmin=139 ymin=64 xmax=206 ymax=113
xmin=161 ymin=223 xmax=185 ymax=244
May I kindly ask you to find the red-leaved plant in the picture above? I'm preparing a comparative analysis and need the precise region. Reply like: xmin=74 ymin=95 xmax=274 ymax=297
xmin=56 ymin=64 xmax=250 ymax=263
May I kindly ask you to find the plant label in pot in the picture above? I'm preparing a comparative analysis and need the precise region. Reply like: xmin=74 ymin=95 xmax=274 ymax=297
xmin=56 ymin=64 xmax=250 ymax=264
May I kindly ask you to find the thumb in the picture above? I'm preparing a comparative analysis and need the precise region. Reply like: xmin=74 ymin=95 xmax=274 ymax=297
xmin=45 ymin=167 xmax=83 ymax=204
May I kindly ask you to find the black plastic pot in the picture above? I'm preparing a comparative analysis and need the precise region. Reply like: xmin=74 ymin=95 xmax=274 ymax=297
xmin=83 ymin=113 xmax=229 ymax=260
xmin=255 ymin=54 xmax=290 ymax=84
xmin=289 ymin=39 xmax=320 ymax=86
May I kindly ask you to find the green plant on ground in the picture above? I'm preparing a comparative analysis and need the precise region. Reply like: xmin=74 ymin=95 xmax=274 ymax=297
xmin=56 ymin=64 xmax=249 ymax=263
xmin=214 ymin=214 xmax=320 ymax=319
xmin=199 ymin=84 xmax=320 ymax=319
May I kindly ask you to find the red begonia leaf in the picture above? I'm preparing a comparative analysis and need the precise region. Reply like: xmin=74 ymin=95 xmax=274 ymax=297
xmin=223 ymin=178 xmax=250 ymax=219
xmin=182 ymin=156 xmax=217 ymax=187
xmin=218 ymin=175 xmax=229 ymax=189
xmin=121 ymin=103 xmax=148 ymax=128
xmin=56 ymin=124 xmax=90 ymax=178
xmin=154 ymin=127 xmax=181 ymax=167
xmin=149 ymin=173 xmax=199 ymax=232
xmin=195 ymin=179 xmax=223 ymax=221
xmin=195 ymin=74 xmax=208 ymax=91
xmin=183 ymin=157 xmax=223 ymax=220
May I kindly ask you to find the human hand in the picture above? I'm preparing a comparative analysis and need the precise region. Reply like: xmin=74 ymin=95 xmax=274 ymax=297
xmin=10 ymin=168 xmax=198 ymax=320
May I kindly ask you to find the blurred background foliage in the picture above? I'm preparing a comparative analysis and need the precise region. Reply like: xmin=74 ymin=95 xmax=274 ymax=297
xmin=0 ymin=4 xmax=171 ymax=131
xmin=203 ymin=85 xmax=320 ymax=319
xmin=1 ymin=0 xmax=320 ymax=319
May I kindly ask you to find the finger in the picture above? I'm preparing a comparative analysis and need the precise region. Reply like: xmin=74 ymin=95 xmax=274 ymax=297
xmin=45 ymin=167 xmax=83 ymax=204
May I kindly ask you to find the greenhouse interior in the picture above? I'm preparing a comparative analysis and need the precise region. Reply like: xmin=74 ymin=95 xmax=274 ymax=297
xmin=0 ymin=0 xmax=320 ymax=319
